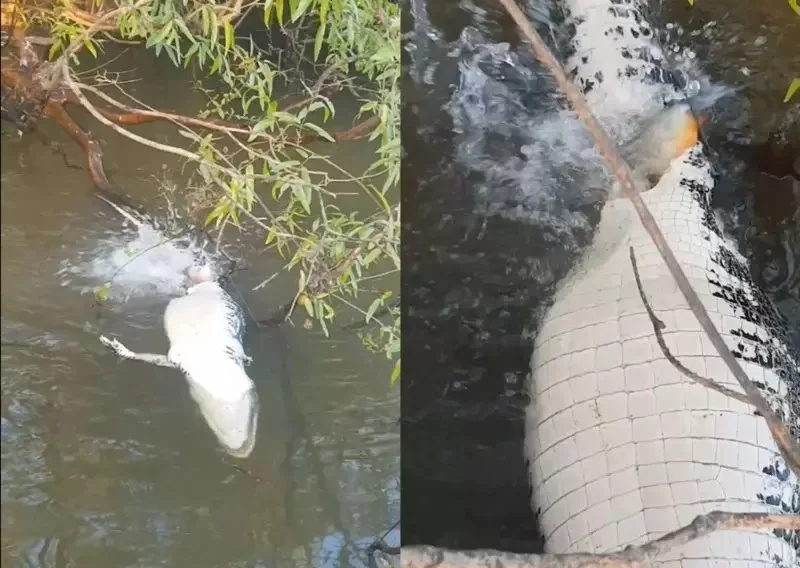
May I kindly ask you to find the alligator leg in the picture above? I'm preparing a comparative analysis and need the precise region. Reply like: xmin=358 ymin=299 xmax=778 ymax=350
xmin=99 ymin=335 xmax=176 ymax=368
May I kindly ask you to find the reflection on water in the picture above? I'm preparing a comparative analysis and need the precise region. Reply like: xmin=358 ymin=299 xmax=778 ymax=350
xmin=1 ymin=47 xmax=398 ymax=567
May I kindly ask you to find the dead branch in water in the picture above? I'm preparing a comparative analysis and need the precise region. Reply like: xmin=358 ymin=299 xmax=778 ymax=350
xmin=1 ymin=17 xmax=379 ymax=203
xmin=495 ymin=0 xmax=800 ymax=478
xmin=402 ymin=512 xmax=800 ymax=568
xmin=71 ymin=82 xmax=380 ymax=144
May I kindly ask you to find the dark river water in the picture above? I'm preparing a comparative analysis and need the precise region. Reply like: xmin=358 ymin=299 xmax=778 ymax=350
xmin=1 ymin=44 xmax=399 ymax=567
xmin=401 ymin=0 xmax=798 ymax=552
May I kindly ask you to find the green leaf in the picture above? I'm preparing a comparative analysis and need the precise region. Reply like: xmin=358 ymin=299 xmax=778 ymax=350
xmin=365 ymin=297 xmax=382 ymax=322
xmin=292 ymin=0 xmax=314 ymax=22
xmin=155 ymin=21 xmax=174 ymax=46
xmin=390 ymin=359 xmax=400 ymax=384
xmin=209 ymin=12 xmax=219 ymax=45
xmin=318 ymin=308 xmax=329 ymax=336
xmin=293 ymin=184 xmax=312 ymax=214
xmin=165 ymin=44 xmax=180 ymax=67
xmin=784 ymin=78 xmax=800 ymax=103
xmin=224 ymin=20 xmax=235 ymax=52
xmin=245 ymin=163 xmax=255 ymax=192
xmin=201 ymin=8 xmax=211 ymax=36
xmin=175 ymin=18 xmax=195 ymax=42
xmin=363 ymin=246 xmax=382 ymax=266
xmin=48 ymin=39 xmax=62 ymax=60
xmin=83 ymin=39 xmax=98 ymax=59
xmin=205 ymin=200 xmax=230 ymax=227
xmin=686 ymin=0 xmax=694 ymax=5
xmin=790 ymin=0 xmax=800 ymax=17
xmin=313 ymin=19 xmax=327 ymax=61
xmin=276 ymin=0 xmax=285 ymax=26
xmin=210 ymin=56 xmax=222 ymax=75
xmin=302 ymin=296 xmax=314 ymax=317
xmin=264 ymin=0 xmax=275 ymax=26
xmin=95 ymin=282 xmax=112 ymax=303
xmin=304 ymin=121 xmax=335 ymax=142
xmin=251 ymin=118 xmax=269 ymax=137
xmin=183 ymin=42 xmax=200 ymax=68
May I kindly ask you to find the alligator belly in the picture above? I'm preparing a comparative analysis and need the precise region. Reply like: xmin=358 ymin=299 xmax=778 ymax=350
xmin=524 ymin=0 xmax=799 ymax=565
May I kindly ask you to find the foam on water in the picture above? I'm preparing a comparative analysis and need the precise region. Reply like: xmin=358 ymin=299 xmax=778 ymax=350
xmin=446 ymin=26 xmax=607 ymax=239
xmin=441 ymin=8 xmax=737 ymax=237
xmin=57 ymin=211 xmax=214 ymax=302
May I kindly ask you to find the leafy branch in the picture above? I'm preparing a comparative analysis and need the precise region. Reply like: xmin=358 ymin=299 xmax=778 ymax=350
xmin=2 ymin=0 xmax=400 ymax=378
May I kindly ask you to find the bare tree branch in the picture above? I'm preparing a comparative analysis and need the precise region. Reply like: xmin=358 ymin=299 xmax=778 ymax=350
xmin=74 ymin=80 xmax=378 ymax=145
xmin=75 ymin=82 xmax=255 ymax=135
xmin=401 ymin=512 xmax=800 ymax=568
xmin=495 ymin=0 xmax=800 ymax=478
xmin=629 ymin=247 xmax=752 ymax=405
xmin=61 ymin=67 xmax=203 ymax=163
xmin=46 ymin=0 xmax=151 ymax=90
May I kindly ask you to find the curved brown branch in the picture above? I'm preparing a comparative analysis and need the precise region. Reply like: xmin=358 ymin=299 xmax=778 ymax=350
xmin=1 ymin=66 xmax=107 ymax=190
xmin=72 ymin=82 xmax=253 ymax=133
xmin=44 ymin=99 xmax=114 ymax=192
xmin=401 ymin=512 xmax=800 ymax=568
xmin=73 ymin=82 xmax=380 ymax=146
xmin=495 ymin=0 xmax=800 ymax=478
xmin=62 ymin=6 xmax=119 ymax=30
xmin=2 ymin=62 xmax=146 ymax=210
xmin=299 ymin=115 xmax=380 ymax=145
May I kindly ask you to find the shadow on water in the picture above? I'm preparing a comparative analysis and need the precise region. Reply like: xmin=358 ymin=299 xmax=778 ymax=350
xmin=401 ymin=0 xmax=798 ymax=552
xmin=1 ymin=36 xmax=398 ymax=568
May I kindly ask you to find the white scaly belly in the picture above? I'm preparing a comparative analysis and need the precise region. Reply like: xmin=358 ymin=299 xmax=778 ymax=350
xmin=164 ymin=281 xmax=259 ymax=458
xmin=524 ymin=0 xmax=799 ymax=565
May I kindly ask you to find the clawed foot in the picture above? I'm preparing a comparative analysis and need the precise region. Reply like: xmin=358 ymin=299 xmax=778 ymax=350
xmin=99 ymin=335 xmax=134 ymax=359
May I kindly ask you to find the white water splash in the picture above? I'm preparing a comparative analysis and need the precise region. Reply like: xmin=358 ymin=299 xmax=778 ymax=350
xmin=443 ymin=10 xmax=737 ymax=231
xmin=57 ymin=210 xmax=214 ymax=302
xmin=446 ymin=27 xmax=607 ymax=236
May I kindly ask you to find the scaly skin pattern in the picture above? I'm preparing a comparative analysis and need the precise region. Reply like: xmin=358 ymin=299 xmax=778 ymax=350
xmin=525 ymin=0 xmax=799 ymax=566
xmin=164 ymin=278 xmax=259 ymax=458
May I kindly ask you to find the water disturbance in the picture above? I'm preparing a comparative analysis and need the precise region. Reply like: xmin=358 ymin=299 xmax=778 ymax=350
xmin=402 ymin=0 xmax=799 ymax=555
xmin=1 ymin=43 xmax=399 ymax=567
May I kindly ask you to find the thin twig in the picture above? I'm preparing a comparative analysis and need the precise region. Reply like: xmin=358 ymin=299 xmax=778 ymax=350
xmin=495 ymin=0 xmax=800 ymax=478
xmin=62 ymin=67 xmax=204 ymax=163
xmin=49 ymin=0 xmax=150 ymax=89
xmin=75 ymin=82 xmax=254 ymax=136
xmin=62 ymin=75 xmax=288 ymax=240
xmin=75 ymin=79 xmax=377 ymax=146
xmin=401 ymin=512 xmax=800 ymax=568
xmin=629 ymin=247 xmax=751 ymax=405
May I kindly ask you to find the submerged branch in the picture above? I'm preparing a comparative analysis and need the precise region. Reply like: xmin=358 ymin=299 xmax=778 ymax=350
xmin=496 ymin=0 xmax=800 ymax=478
xmin=44 ymin=99 xmax=141 ymax=209
xmin=72 ymin=81 xmax=380 ymax=146
xmin=61 ymin=66 xmax=205 ymax=163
